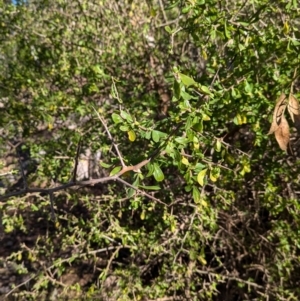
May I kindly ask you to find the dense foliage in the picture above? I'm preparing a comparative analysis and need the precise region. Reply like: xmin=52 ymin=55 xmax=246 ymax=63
xmin=1 ymin=0 xmax=300 ymax=300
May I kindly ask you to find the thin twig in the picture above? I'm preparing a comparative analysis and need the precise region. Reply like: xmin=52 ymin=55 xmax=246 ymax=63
xmin=100 ymin=246 xmax=122 ymax=286
xmin=92 ymin=106 xmax=126 ymax=167
xmin=5 ymin=274 xmax=36 ymax=297
xmin=158 ymin=0 xmax=168 ymax=23
xmin=117 ymin=177 xmax=166 ymax=205
xmin=195 ymin=268 xmax=265 ymax=290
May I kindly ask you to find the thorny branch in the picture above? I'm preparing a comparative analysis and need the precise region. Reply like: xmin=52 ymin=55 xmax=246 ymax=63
xmin=0 ymin=108 xmax=174 ymax=210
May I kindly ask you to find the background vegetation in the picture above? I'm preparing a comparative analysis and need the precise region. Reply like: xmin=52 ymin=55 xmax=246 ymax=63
xmin=1 ymin=0 xmax=300 ymax=300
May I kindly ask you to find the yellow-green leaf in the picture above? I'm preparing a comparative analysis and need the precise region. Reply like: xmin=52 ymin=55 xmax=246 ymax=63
xmin=128 ymin=130 xmax=136 ymax=142
xmin=181 ymin=157 xmax=189 ymax=165
xmin=197 ymin=168 xmax=207 ymax=186
xmin=234 ymin=113 xmax=247 ymax=125
xmin=201 ymin=199 xmax=208 ymax=207
xmin=209 ymin=171 xmax=218 ymax=182
xmin=215 ymin=139 xmax=222 ymax=152
xmin=110 ymin=166 xmax=122 ymax=176
xmin=202 ymin=113 xmax=211 ymax=121
xmin=283 ymin=21 xmax=290 ymax=35
xmin=198 ymin=255 xmax=207 ymax=265
xmin=210 ymin=167 xmax=220 ymax=182
xmin=197 ymin=84 xmax=213 ymax=96
xmin=178 ymin=73 xmax=196 ymax=87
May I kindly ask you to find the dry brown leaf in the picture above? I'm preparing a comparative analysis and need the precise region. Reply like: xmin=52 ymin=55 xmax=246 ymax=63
xmin=288 ymin=94 xmax=300 ymax=132
xmin=274 ymin=115 xmax=290 ymax=151
xmin=268 ymin=93 xmax=287 ymax=135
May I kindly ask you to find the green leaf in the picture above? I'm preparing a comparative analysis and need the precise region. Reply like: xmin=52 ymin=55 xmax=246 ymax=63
xmin=215 ymin=139 xmax=222 ymax=152
xmin=193 ymin=120 xmax=203 ymax=132
xmin=175 ymin=137 xmax=189 ymax=144
xmin=112 ymin=113 xmax=123 ymax=124
xmin=153 ymin=163 xmax=164 ymax=182
xmin=182 ymin=6 xmax=191 ymax=13
xmin=225 ymin=153 xmax=235 ymax=164
xmin=165 ymin=26 xmax=172 ymax=33
xmin=127 ymin=188 xmax=135 ymax=198
xmin=100 ymin=161 xmax=112 ymax=168
xmin=178 ymin=73 xmax=196 ymax=87
xmin=197 ymin=169 xmax=207 ymax=186
xmin=110 ymin=166 xmax=122 ymax=176
xmin=181 ymin=90 xmax=197 ymax=101
xmin=224 ymin=20 xmax=231 ymax=39
xmin=120 ymin=110 xmax=133 ymax=123
xmin=138 ymin=185 xmax=161 ymax=190
xmin=152 ymin=130 xmax=160 ymax=143
xmin=173 ymin=80 xmax=181 ymax=99
xmin=146 ymin=163 xmax=155 ymax=177
xmin=196 ymin=84 xmax=213 ymax=96
xmin=192 ymin=186 xmax=201 ymax=203
xmin=120 ymin=125 xmax=129 ymax=132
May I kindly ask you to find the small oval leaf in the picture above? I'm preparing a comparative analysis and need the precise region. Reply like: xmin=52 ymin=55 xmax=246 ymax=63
xmin=197 ymin=168 xmax=207 ymax=186
xmin=112 ymin=113 xmax=123 ymax=124
xmin=178 ymin=73 xmax=196 ymax=87
xmin=120 ymin=125 xmax=129 ymax=132
xmin=110 ymin=166 xmax=122 ymax=176
xmin=100 ymin=161 xmax=112 ymax=168
xmin=128 ymin=130 xmax=136 ymax=142
xmin=153 ymin=163 xmax=164 ymax=182
xmin=152 ymin=130 xmax=160 ymax=143
xmin=181 ymin=157 xmax=189 ymax=166
xmin=120 ymin=110 xmax=133 ymax=123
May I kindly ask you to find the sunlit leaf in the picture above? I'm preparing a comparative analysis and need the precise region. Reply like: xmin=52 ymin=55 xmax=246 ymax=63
xmin=215 ymin=139 xmax=222 ymax=152
xmin=209 ymin=167 xmax=220 ymax=182
xmin=110 ymin=166 xmax=122 ymax=176
xmin=197 ymin=168 xmax=207 ymax=186
xmin=152 ymin=130 xmax=160 ymax=143
xmin=202 ymin=113 xmax=211 ymax=121
xmin=181 ymin=156 xmax=189 ymax=165
xmin=112 ymin=113 xmax=123 ymax=124
xmin=128 ymin=130 xmax=136 ymax=142
xmin=178 ymin=73 xmax=196 ymax=87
